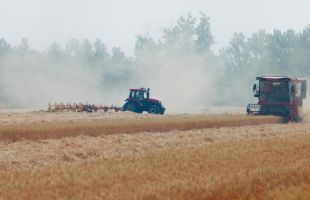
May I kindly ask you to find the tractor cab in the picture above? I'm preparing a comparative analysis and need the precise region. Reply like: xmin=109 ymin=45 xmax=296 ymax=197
xmin=128 ymin=88 xmax=150 ymax=99
xmin=247 ymin=76 xmax=307 ymax=122
xmin=123 ymin=88 xmax=165 ymax=114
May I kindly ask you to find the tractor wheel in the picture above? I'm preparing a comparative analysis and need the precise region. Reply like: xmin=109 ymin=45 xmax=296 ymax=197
xmin=148 ymin=105 xmax=159 ymax=114
xmin=124 ymin=103 xmax=137 ymax=113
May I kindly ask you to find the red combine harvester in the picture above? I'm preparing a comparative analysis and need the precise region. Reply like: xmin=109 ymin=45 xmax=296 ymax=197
xmin=123 ymin=88 xmax=165 ymax=114
xmin=247 ymin=76 xmax=307 ymax=122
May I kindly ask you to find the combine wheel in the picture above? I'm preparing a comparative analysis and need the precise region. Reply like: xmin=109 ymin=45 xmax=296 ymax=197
xmin=148 ymin=105 xmax=159 ymax=114
xmin=246 ymin=108 xmax=252 ymax=115
xmin=294 ymin=115 xmax=303 ymax=123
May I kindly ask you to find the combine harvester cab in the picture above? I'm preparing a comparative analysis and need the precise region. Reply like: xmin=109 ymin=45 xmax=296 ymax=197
xmin=123 ymin=88 xmax=165 ymax=114
xmin=247 ymin=76 xmax=307 ymax=122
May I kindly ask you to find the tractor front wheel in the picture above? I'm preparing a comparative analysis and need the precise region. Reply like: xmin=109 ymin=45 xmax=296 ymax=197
xmin=148 ymin=105 xmax=159 ymax=114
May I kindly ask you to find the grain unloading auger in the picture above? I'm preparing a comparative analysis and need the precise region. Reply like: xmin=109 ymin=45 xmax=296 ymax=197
xmin=48 ymin=88 xmax=165 ymax=114
xmin=247 ymin=76 xmax=307 ymax=122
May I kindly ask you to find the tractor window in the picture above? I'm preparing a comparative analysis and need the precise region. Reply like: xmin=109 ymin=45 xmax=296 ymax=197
xmin=129 ymin=91 xmax=133 ymax=98
xmin=136 ymin=91 xmax=145 ymax=99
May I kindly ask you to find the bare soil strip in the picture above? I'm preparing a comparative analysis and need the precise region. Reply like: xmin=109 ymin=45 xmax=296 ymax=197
xmin=0 ymin=115 xmax=281 ymax=142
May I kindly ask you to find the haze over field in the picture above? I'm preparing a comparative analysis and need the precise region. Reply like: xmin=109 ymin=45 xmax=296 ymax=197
xmin=0 ymin=0 xmax=310 ymax=112
xmin=1 ymin=0 xmax=310 ymax=53
xmin=1 ymin=2 xmax=310 ymax=199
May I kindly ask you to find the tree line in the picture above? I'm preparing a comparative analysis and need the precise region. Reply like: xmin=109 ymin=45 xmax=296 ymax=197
xmin=0 ymin=12 xmax=310 ymax=107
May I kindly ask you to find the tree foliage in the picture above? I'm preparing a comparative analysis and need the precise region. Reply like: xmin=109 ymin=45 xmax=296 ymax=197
xmin=0 ymin=12 xmax=310 ymax=107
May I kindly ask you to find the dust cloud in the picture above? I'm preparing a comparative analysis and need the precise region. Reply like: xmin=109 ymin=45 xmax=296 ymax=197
xmin=0 ymin=52 xmax=106 ymax=108
xmin=0 ymin=18 xmax=309 ymax=114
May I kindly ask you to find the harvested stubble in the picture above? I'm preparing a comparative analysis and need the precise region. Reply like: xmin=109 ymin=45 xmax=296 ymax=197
xmin=0 ymin=134 xmax=309 ymax=200
xmin=1 ymin=122 xmax=308 ymax=169
xmin=0 ymin=115 xmax=282 ymax=141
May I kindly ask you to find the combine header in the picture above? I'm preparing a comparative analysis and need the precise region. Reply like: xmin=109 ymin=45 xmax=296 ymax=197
xmin=247 ymin=76 xmax=307 ymax=122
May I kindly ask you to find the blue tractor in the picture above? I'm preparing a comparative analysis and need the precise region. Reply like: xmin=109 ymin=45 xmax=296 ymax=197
xmin=123 ymin=88 xmax=165 ymax=114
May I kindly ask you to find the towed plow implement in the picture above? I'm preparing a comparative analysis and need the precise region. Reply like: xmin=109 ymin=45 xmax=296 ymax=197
xmin=47 ymin=87 xmax=165 ymax=114
xmin=48 ymin=103 xmax=123 ymax=113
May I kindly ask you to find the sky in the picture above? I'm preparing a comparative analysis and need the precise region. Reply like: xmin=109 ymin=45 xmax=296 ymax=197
xmin=0 ymin=0 xmax=310 ymax=56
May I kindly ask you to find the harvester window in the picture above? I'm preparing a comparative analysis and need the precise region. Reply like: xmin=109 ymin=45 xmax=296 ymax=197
xmin=294 ymin=83 xmax=302 ymax=97
xmin=261 ymin=82 xmax=272 ymax=92
xmin=272 ymin=82 xmax=281 ymax=86
xmin=260 ymin=81 xmax=289 ymax=103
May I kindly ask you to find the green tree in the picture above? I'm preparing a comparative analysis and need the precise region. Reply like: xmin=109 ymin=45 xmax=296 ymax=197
xmin=0 ymin=38 xmax=10 ymax=56
xmin=65 ymin=38 xmax=80 ymax=57
xmin=195 ymin=12 xmax=214 ymax=52
xmin=93 ymin=39 xmax=108 ymax=60
xmin=135 ymin=36 xmax=161 ymax=57
xmin=47 ymin=42 xmax=63 ymax=60
xmin=162 ymin=13 xmax=196 ymax=52
xmin=81 ymin=39 xmax=93 ymax=61
xmin=220 ymin=33 xmax=248 ymax=72
xmin=16 ymin=38 xmax=30 ymax=55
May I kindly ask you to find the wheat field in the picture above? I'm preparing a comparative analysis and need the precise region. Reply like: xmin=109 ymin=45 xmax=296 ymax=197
xmin=0 ymin=111 xmax=281 ymax=142
xmin=0 ymin=110 xmax=309 ymax=199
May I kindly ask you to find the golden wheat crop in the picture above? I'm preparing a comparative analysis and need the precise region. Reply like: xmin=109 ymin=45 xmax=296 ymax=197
xmin=0 ymin=121 xmax=308 ymax=170
xmin=0 ymin=134 xmax=309 ymax=200
xmin=0 ymin=111 xmax=308 ymax=200
xmin=0 ymin=114 xmax=281 ymax=141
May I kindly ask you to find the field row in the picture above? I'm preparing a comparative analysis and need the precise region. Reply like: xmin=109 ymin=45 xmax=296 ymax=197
xmin=0 ymin=122 xmax=308 ymax=169
xmin=0 ymin=115 xmax=282 ymax=141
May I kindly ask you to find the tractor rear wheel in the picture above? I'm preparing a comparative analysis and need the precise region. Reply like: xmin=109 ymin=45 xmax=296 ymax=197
xmin=124 ymin=103 xmax=137 ymax=113
xmin=148 ymin=105 xmax=159 ymax=114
